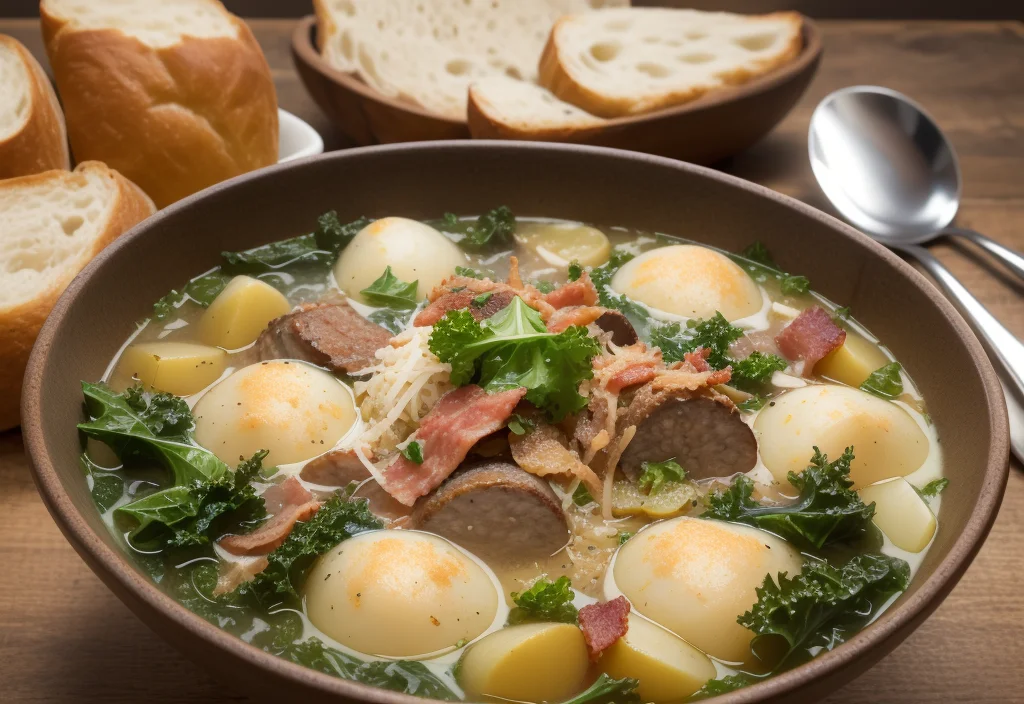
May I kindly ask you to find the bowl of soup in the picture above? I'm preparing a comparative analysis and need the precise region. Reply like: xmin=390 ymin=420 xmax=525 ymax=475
xmin=22 ymin=142 xmax=1009 ymax=703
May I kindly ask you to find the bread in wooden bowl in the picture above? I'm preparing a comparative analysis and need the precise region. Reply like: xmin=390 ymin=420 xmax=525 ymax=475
xmin=313 ymin=0 xmax=627 ymax=120
xmin=0 ymin=162 xmax=155 ymax=430
xmin=0 ymin=34 xmax=70 ymax=179
xmin=468 ymin=76 xmax=605 ymax=140
xmin=39 ymin=0 xmax=278 ymax=208
xmin=538 ymin=8 xmax=803 ymax=118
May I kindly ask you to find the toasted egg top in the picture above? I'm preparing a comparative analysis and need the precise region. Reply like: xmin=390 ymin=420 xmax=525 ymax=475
xmin=306 ymin=531 xmax=500 ymax=658
xmin=192 ymin=360 xmax=356 ymax=466
xmin=611 ymin=244 xmax=762 ymax=321
xmin=610 ymin=516 xmax=802 ymax=664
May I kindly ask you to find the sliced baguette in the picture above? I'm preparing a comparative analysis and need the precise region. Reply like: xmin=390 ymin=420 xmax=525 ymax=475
xmin=539 ymin=8 xmax=803 ymax=118
xmin=0 ymin=34 xmax=70 ymax=179
xmin=314 ymin=0 xmax=629 ymax=120
xmin=468 ymin=76 xmax=605 ymax=141
xmin=40 ymin=0 xmax=279 ymax=208
xmin=0 ymin=162 xmax=155 ymax=430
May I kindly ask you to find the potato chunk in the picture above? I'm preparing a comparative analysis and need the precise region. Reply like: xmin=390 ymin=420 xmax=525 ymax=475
xmin=515 ymin=222 xmax=611 ymax=267
xmin=816 ymin=333 xmax=892 ymax=388
xmin=117 ymin=342 xmax=227 ymax=396
xmin=600 ymin=615 xmax=716 ymax=702
xmin=859 ymin=477 xmax=936 ymax=552
xmin=197 ymin=276 xmax=291 ymax=350
xmin=458 ymin=623 xmax=589 ymax=703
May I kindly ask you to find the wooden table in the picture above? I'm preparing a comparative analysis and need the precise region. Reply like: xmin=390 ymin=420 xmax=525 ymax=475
xmin=1 ymin=17 xmax=1021 ymax=704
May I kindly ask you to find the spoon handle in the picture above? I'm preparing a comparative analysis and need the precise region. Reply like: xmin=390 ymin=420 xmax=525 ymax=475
xmin=900 ymin=243 xmax=1024 ymax=428
xmin=944 ymin=227 xmax=1024 ymax=281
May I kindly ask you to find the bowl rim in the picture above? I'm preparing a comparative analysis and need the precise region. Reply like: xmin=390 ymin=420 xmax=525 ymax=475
xmin=277 ymin=108 xmax=326 ymax=163
xmin=22 ymin=141 xmax=1009 ymax=704
xmin=290 ymin=13 xmax=824 ymax=129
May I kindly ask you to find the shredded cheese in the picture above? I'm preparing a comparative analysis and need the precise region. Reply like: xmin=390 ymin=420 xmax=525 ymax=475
xmin=602 ymin=425 xmax=636 ymax=521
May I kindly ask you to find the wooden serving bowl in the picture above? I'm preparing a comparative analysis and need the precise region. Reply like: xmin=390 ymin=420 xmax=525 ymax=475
xmin=291 ymin=15 xmax=823 ymax=164
xmin=23 ymin=142 xmax=1008 ymax=703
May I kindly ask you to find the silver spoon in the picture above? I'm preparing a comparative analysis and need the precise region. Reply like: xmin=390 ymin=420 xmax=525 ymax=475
xmin=809 ymin=85 xmax=1024 ymax=462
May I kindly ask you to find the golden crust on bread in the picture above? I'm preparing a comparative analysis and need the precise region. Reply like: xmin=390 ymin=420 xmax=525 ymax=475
xmin=0 ymin=162 xmax=154 ymax=430
xmin=0 ymin=35 xmax=70 ymax=179
xmin=40 ymin=3 xmax=278 ymax=208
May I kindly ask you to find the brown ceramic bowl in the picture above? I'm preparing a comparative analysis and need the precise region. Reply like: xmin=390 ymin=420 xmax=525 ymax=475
xmin=23 ymin=142 xmax=1008 ymax=703
xmin=291 ymin=15 xmax=822 ymax=164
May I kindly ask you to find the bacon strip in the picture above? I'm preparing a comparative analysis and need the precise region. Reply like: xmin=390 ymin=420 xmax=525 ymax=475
xmin=509 ymin=420 xmax=603 ymax=500
xmin=775 ymin=306 xmax=847 ymax=376
xmin=578 ymin=596 xmax=631 ymax=661
xmin=383 ymin=385 xmax=528 ymax=506
xmin=414 ymin=287 xmax=516 ymax=326
xmin=219 ymin=478 xmax=320 ymax=556
xmin=606 ymin=364 xmax=658 ymax=393
xmin=543 ymin=272 xmax=599 ymax=309
xmin=546 ymin=305 xmax=605 ymax=333
xmin=684 ymin=347 xmax=712 ymax=372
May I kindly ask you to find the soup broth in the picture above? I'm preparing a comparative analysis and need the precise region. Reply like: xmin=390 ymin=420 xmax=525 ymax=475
xmin=80 ymin=211 xmax=944 ymax=702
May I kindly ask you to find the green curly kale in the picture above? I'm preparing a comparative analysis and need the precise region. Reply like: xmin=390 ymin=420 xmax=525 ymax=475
xmin=438 ymin=207 xmax=516 ymax=250
xmin=637 ymin=459 xmax=686 ymax=495
xmin=508 ymin=576 xmax=579 ymax=625
xmin=428 ymin=297 xmax=600 ymax=421
xmin=236 ymin=495 xmax=382 ymax=606
xmin=559 ymin=674 xmax=640 ymax=704
xmin=739 ymin=554 xmax=910 ymax=668
xmin=735 ymin=241 xmax=811 ymax=295
xmin=649 ymin=313 xmax=743 ymax=369
xmin=731 ymin=351 xmax=788 ymax=391
xmin=360 ymin=266 xmax=419 ymax=310
xmin=703 ymin=447 xmax=875 ymax=550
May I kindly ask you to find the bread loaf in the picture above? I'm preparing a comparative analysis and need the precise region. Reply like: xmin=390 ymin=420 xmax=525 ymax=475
xmin=468 ymin=76 xmax=604 ymax=141
xmin=40 ymin=0 xmax=279 ymax=208
xmin=0 ymin=162 xmax=155 ymax=430
xmin=539 ymin=9 xmax=803 ymax=118
xmin=314 ymin=0 xmax=628 ymax=120
xmin=0 ymin=34 xmax=69 ymax=179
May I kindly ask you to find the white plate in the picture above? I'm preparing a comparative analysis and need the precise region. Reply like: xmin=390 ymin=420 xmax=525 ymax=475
xmin=278 ymin=108 xmax=324 ymax=163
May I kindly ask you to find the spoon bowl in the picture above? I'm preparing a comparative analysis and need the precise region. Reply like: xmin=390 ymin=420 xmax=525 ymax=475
xmin=809 ymin=86 xmax=960 ymax=245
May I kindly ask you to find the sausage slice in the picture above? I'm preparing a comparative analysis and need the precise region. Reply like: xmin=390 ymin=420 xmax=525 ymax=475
xmin=411 ymin=461 xmax=569 ymax=562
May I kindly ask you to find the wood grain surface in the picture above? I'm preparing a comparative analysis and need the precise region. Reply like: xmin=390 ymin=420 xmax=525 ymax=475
xmin=1 ymin=17 xmax=1021 ymax=704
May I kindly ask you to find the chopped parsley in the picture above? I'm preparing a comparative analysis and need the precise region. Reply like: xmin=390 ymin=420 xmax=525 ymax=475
xmin=359 ymin=266 xmax=419 ymax=310
xmin=918 ymin=478 xmax=949 ymax=499
xmin=508 ymin=576 xmax=578 ymax=625
xmin=472 ymin=291 xmax=495 ymax=307
xmin=507 ymin=413 xmax=535 ymax=436
xmin=401 ymin=441 xmax=424 ymax=464
xmin=637 ymin=458 xmax=686 ymax=495
xmin=859 ymin=362 xmax=904 ymax=400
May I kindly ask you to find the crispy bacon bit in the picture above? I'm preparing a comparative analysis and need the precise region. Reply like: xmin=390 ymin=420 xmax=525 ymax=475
xmin=606 ymin=364 xmax=658 ymax=393
xmin=213 ymin=556 xmax=269 ymax=596
xmin=509 ymin=419 xmax=603 ymax=500
xmin=383 ymin=385 xmax=528 ymax=506
xmin=507 ymin=255 xmax=524 ymax=289
xmin=578 ymin=596 xmax=631 ymax=661
xmin=775 ymin=306 xmax=847 ymax=376
xmin=543 ymin=272 xmax=599 ymax=309
xmin=414 ymin=287 xmax=516 ymax=326
xmin=684 ymin=347 xmax=712 ymax=372
xmin=546 ymin=306 xmax=605 ymax=333
xmin=219 ymin=478 xmax=320 ymax=556
xmin=653 ymin=364 xmax=732 ymax=392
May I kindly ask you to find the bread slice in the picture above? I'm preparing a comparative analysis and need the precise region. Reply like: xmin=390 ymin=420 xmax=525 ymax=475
xmin=39 ymin=0 xmax=279 ymax=208
xmin=539 ymin=8 xmax=803 ymax=118
xmin=314 ymin=0 xmax=629 ymax=120
xmin=0 ymin=34 xmax=70 ymax=179
xmin=0 ymin=162 xmax=155 ymax=430
xmin=468 ymin=76 xmax=605 ymax=140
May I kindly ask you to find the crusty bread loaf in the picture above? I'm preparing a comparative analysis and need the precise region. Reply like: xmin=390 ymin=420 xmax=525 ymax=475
xmin=314 ymin=0 xmax=628 ymax=120
xmin=0 ymin=34 xmax=70 ymax=179
xmin=40 ymin=0 xmax=279 ymax=208
xmin=468 ymin=76 xmax=605 ymax=141
xmin=0 ymin=162 xmax=155 ymax=430
xmin=539 ymin=8 xmax=803 ymax=118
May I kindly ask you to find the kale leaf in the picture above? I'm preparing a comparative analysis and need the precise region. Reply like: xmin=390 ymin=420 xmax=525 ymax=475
xmin=588 ymin=248 xmax=652 ymax=330
xmin=79 ymin=382 xmax=227 ymax=486
xmin=184 ymin=270 xmax=233 ymax=307
xmin=638 ymin=458 xmax=686 ymax=495
xmin=221 ymin=233 xmax=333 ymax=274
xmin=730 ymin=351 xmax=787 ymax=391
xmin=401 ymin=441 xmax=424 ymax=464
xmin=734 ymin=242 xmax=811 ymax=296
xmin=507 ymin=413 xmax=535 ymax=436
xmin=692 ymin=674 xmax=753 ymax=699
xmin=739 ymin=554 xmax=910 ymax=668
xmin=572 ymin=482 xmax=595 ymax=506
xmin=559 ymin=674 xmax=641 ymax=704
xmin=737 ymin=395 xmax=767 ymax=413
xmin=428 ymin=297 xmax=600 ymax=421
xmin=439 ymin=207 xmax=516 ymax=250
xmin=918 ymin=478 xmax=949 ymax=499
xmin=278 ymin=638 xmax=457 ymax=700
xmin=703 ymin=447 xmax=875 ymax=550
xmin=649 ymin=313 xmax=743 ymax=369
xmin=236 ymin=495 xmax=382 ymax=606
xmin=859 ymin=362 xmax=904 ymax=400
xmin=360 ymin=266 xmax=419 ymax=309
xmin=314 ymin=212 xmax=372 ymax=254
xmin=80 ymin=454 xmax=124 ymax=512
xmin=508 ymin=576 xmax=579 ymax=625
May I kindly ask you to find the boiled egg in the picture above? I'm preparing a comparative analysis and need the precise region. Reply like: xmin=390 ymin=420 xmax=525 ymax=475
xmin=334 ymin=217 xmax=466 ymax=303
xmin=305 ymin=531 xmax=500 ymax=658
xmin=754 ymin=384 xmax=929 ymax=488
xmin=193 ymin=360 xmax=356 ymax=466
xmin=611 ymin=245 xmax=762 ymax=321
xmin=609 ymin=516 xmax=802 ymax=664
